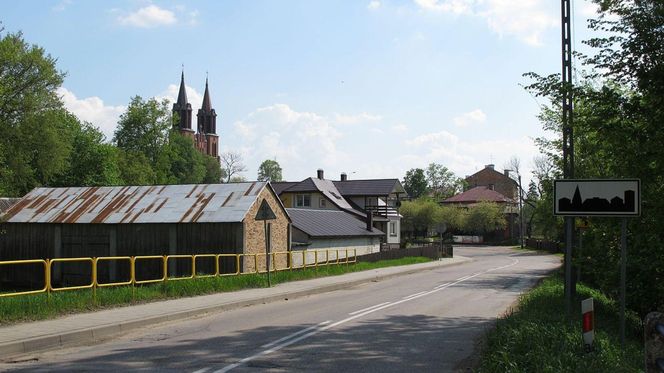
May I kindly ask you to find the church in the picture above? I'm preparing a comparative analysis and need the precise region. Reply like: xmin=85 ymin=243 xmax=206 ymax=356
xmin=172 ymin=72 xmax=219 ymax=159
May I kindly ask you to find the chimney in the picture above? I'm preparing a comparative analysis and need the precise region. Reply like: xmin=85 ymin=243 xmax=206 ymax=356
xmin=504 ymin=169 xmax=510 ymax=177
xmin=340 ymin=172 xmax=347 ymax=181
xmin=366 ymin=211 xmax=373 ymax=231
xmin=485 ymin=164 xmax=495 ymax=170
xmin=317 ymin=169 xmax=324 ymax=179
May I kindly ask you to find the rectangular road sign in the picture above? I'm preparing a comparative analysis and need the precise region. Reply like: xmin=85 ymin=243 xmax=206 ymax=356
xmin=554 ymin=179 xmax=640 ymax=217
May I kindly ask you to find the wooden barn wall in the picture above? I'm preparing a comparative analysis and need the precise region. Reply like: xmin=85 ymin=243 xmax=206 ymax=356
xmin=0 ymin=222 xmax=244 ymax=289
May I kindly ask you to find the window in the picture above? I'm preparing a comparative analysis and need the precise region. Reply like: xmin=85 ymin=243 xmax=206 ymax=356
xmin=389 ymin=221 xmax=397 ymax=236
xmin=319 ymin=198 xmax=327 ymax=208
xmin=296 ymin=194 xmax=311 ymax=207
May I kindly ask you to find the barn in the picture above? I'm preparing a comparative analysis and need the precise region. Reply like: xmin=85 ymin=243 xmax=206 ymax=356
xmin=0 ymin=182 xmax=291 ymax=288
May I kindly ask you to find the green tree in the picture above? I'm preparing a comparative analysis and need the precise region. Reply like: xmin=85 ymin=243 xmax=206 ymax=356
xmin=426 ymin=163 xmax=463 ymax=199
xmin=117 ymin=150 xmax=156 ymax=186
xmin=525 ymin=0 xmax=664 ymax=315
xmin=0 ymin=30 xmax=68 ymax=196
xmin=155 ymin=131 xmax=206 ymax=184
xmin=202 ymin=156 xmax=222 ymax=184
xmin=403 ymin=168 xmax=427 ymax=199
xmin=56 ymin=120 xmax=122 ymax=187
xmin=257 ymin=159 xmax=283 ymax=182
xmin=113 ymin=96 xmax=171 ymax=165
xmin=462 ymin=202 xmax=506 ymax=235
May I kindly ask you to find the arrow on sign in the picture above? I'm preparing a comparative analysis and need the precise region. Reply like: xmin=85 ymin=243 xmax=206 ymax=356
xmin=255 ymin=199 xmax=276 ymax=221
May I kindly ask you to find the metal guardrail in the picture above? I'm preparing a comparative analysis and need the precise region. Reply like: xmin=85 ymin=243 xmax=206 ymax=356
xmin=0 ymin=249 xmax=358 ymax=299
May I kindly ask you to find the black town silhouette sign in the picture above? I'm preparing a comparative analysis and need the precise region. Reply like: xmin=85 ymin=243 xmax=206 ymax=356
xmin=554 ymin=179 xmax=640 ymax=216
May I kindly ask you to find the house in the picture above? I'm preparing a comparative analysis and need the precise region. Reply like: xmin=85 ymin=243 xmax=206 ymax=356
xmin=273 ymin=170 xmax=406 ymax=248
xmin=287 ymin=208 xmax=383 ymax=266
xmin=465 ymin=164 xmax=518 ymax=200
xmin=0 ymin=182 xmax=291 ymax=286
xmin=333 ymin=174 xmax=406 ymax=249
xmin=442 ymin=185 xmax=518 ymax=240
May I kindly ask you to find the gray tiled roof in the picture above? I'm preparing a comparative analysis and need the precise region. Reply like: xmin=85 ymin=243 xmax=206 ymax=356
xmin=333 ymin=179 xmax=406 ymax=196
xmin=287 ymin=208 xmax=383 ymax=238
xmin=276 ymin=178 xmax=365 ymax=218
xmin=271 ymin=182 xmax=299 ymax=195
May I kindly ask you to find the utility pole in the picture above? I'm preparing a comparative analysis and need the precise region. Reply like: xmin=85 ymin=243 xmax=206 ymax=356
xmin=561 ymin=0 xmax=575 ymax=315
xmin=519 ymin=175 xmax=524 ymax=249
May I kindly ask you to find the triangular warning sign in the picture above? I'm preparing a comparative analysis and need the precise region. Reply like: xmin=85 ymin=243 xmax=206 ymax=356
xmin=255 ymin=199 xmax=276 ymax=221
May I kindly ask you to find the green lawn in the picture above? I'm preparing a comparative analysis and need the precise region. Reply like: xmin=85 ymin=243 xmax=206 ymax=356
xmin=476 ymin=273 xmax=643 ymax=373
xmin=0 ymin=256 xmax=430 ymax=325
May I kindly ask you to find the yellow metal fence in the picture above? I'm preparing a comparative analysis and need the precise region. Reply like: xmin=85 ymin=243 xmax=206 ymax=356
xmin=0 ymin=249 xmax=357 ymax=299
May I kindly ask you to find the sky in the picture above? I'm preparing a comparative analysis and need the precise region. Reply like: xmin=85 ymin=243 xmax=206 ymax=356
xmin=2 ymin=0 xmax=600 ymax=185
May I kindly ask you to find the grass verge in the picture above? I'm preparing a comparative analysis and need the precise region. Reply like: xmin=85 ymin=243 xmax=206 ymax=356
xmin=476 ymin=272 xmax=643 ymax=373
xmin=0 ymin=256 xmax=430 ymax=325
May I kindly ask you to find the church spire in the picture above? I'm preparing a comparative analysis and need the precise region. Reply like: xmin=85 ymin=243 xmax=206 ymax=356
xmin=201 ymin=76 xmax=212 ymax=112
xmin=172 ymin=69 xmax=193 ymax=132
xmin=176 ymin=70 xmax=188 ymax=107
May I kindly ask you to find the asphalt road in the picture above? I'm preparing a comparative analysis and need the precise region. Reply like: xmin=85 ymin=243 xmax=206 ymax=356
xmin=1 ymin=246 xmax=560 ymax=372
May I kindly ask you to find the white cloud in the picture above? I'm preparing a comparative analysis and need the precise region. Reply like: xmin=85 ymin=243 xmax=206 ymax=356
xmin=52 ymin=0 xmax=72 ymax=12
xmin=232 ymin=104 xmax=354 ymax=180
xmin=414 ymin=0 xmax=474 ymax=15
xmin=414 ymin=0 xmax=558 ymax=46
xmin=453 ymin=109 xmax=486 ymax=127
xmin=117 ymin=5 xmax=177 ymax=28
xmin=368 ymin=1 xmax=381 ymax=10
xmin=58 ymin=87 xmax=125 ymax=142
xmin=402 ymin=129 xmax=539 ymax=182
xmin=392 ymin=124 xmax=409 ymax=133
xmin=334 ymin=112 xmax=382 ymax=125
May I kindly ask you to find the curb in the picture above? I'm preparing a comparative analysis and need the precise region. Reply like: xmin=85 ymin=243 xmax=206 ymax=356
xmin=0 ymin=256 xmax=471 ymax=358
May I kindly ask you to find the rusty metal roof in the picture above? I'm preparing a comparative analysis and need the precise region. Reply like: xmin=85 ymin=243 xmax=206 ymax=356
xmin=2 ymin=183 xmax=270 ymax=224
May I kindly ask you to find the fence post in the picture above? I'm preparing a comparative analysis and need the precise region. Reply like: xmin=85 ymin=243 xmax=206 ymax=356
xmin=45 ymin=259 xmax=51 ymax=303
xmin=92 ymin=257 xmax=98 ymax=304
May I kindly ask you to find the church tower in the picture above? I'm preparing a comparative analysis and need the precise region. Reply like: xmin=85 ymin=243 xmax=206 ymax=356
xmin=172 ymin=71 xmax=194 ymax=139
xmin=197 ymin=78 xmax=219 ymax=158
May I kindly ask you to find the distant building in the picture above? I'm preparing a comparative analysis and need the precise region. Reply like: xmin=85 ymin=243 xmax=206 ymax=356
xmin=442 ymin=185 xmax=518 ymax=241
xmin=464 ymin=164 xmax=518 ymax=200
xmin=273 ymin=169 xmax=406 ymax=248
xmin=172 ymin=71 xmax=219 ymax=159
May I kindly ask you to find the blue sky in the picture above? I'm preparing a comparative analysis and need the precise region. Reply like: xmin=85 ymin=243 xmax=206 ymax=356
xmin=3 ymin=0 xmax=599 ymax=184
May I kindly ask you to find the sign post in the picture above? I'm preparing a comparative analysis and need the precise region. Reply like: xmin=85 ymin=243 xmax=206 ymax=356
xmin=554 ymin=179 xmax=640 ymax=351
xmin=255 ymin=199 xmax=276 ymax=287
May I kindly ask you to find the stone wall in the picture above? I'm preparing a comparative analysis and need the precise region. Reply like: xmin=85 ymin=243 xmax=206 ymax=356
xmin=242 ymin=187 xmax=290 ymax=273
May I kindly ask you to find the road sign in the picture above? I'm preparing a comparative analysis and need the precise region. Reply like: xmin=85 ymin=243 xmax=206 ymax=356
xmin=255 ymin=199 xmax=276 ymax=221
xmin=554 ymin=179 xmax=640 ymax=217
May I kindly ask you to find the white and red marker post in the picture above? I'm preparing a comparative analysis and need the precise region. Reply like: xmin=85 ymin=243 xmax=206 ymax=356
xmin=582 ymin=298 xmax=594 ymax=352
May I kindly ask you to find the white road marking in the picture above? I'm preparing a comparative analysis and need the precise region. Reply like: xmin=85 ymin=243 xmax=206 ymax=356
xmin=260 ymin=321 xmax=331 ymax=348
xmin=192 ymin=368 xmax=210 ymax=373
xmin=434 ymin=282 xmax=452 ymax=289
xmin=348 ymin=302 xmax=391 ymax=315
xmin=401 ymin=291 xmax=427 ymax=300
xmin=210 ymin=257 xmax=521 ymax=372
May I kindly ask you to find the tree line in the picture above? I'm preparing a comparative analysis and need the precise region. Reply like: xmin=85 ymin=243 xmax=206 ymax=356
xmin=526 ymin=0 xmax=664 ymax=317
